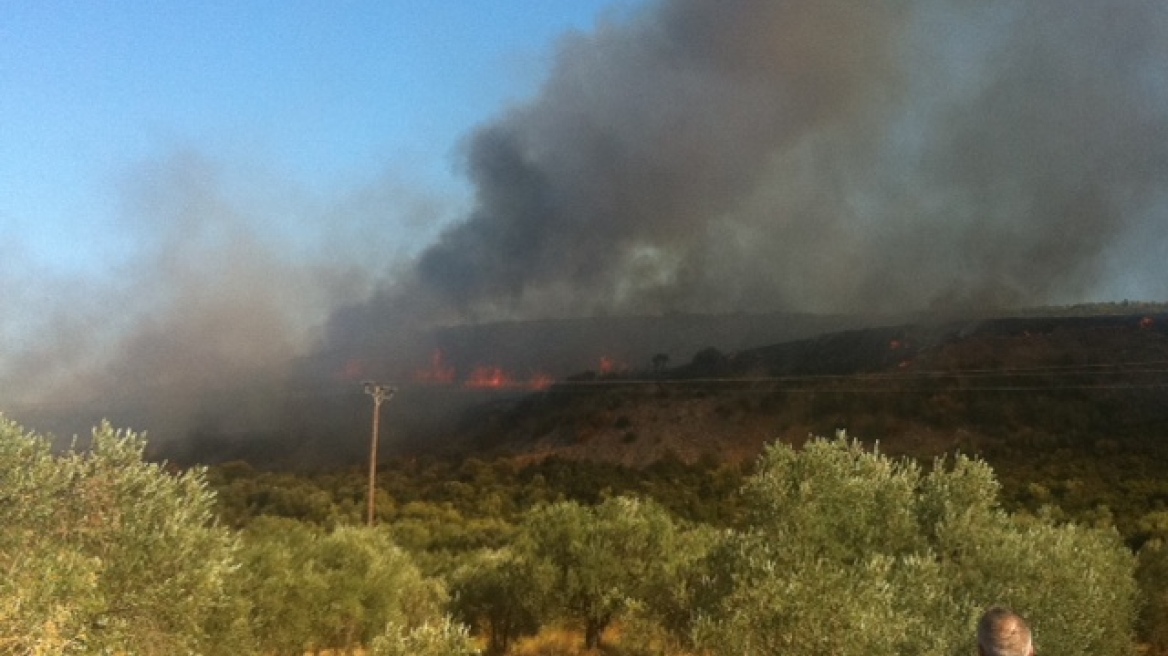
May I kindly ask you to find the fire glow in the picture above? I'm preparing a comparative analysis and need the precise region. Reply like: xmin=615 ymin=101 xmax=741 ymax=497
xmin=598 ymin=356 xmax=627 ymax=375
xmin=414 ymin=350 xmax=456 ymax=385
xmin=464 ymin=366 xmax=554 ymax=391
xmin=414 ymin=350 xmax=554 ymax=391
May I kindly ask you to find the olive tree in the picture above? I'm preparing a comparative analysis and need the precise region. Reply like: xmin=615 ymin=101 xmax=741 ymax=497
xmin=693 ymin=435 xmax=1137 ymax=656
xmin=515 ymin=496 xmax=681 ymax=650
xmin=239 ymin=518 xmax=447 ymax=654
xmin=448 ymin=548 xmax=543 ymax=655
xmin=0 ymin=418 xmax=240 ymax=654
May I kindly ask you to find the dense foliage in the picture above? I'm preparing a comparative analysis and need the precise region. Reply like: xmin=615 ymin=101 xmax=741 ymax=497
xmin=692 ymin=436 xmax=1137 ymax=656
xmin=0 ymin=416 xmax=1156 ymax=655
xmin=238 ymin=518 xmax=447 ymax=654
xmin=0 ymin=418 xmax=239 ymax=654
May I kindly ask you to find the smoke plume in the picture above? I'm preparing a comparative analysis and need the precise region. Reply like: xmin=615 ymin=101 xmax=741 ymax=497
xmin=401 ymin=0 xmax=1168 ymax=320
xmin=5 ymin=0 xmax=1168 ymax=453
xmin=1 ymin=152 xmax=449 ymax=447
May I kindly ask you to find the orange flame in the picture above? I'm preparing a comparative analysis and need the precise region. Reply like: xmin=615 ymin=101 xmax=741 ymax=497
xmin=464 ymin=366 xmax=513 ymax=389
xmin=415 ymin=349 xmax=456 ymax=384
xmin=529 ymin=372 xmax=555 ymax=391
xmin=464 ymin=365 xmax=555 ymax=390
xmin=599 ymin=356 xmax=627 ymax=375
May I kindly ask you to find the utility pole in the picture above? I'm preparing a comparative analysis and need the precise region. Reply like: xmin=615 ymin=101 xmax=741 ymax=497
xmin=363 ymin=381 xmax=396 ymax=526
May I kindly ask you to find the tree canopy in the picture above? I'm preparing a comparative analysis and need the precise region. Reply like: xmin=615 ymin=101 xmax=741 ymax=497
xmin=692 ymin=435 xmax=1137 ymax=656
xmin=0 ymin=416 xmax=1145 ymax=655
xmin=0 ymin=418 xmax=240 ymax=654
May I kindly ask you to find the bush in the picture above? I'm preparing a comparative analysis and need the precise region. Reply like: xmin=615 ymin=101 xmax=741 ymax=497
xmin=369 ymin=615 xmax=480 ymax=656
xmin=1137 ymin=539 xmax=1168 ymax=652
xmin=515 ymin=496 xmax=683 ymax=650
xmin=693 ymin=434 xmax=1138 ymax=656
xmin=239 ymin=518 xmax=446 ymax=654
xmin=449 ymin=548 xmax=543 ymax=655
xmin=0 ymin=418 xmax=240 ymax=654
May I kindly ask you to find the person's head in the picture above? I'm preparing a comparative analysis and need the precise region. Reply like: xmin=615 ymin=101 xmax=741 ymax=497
xmin=977 ymin=607 xmax=1035 ymax=656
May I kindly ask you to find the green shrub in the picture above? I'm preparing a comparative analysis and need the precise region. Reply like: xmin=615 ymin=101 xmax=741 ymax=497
xmin=694 ymin=434 xmax=1138 ymax=656
xmin=1137 ymin=539 xmax=1168 ymax=652
xmin=515 ymin=496 xmax=683 ymax=650
xmin=448 ymin=548 xmax=543 ymax=655
xmin=0 ymin=418 xmax=240 ymax=654
xmin=369 ymin=615 xmax=479 ymax=656
xmin=239 ymin=518 xmax=445 ymax=654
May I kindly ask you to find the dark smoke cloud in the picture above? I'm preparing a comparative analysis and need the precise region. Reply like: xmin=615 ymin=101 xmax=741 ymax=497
xmin=400 ymin=0 xmax=1168 ymax=320
xmin=6 ymin=0 xmax=1168 ymax=453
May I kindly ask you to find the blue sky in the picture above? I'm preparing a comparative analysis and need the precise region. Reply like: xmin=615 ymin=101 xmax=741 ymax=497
xmin=1 ymin=1 xmax=641 ymax=274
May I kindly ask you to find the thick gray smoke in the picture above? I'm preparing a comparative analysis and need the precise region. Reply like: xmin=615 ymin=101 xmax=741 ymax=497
xmin=403 ymin=0 xmax=1168 ymax=319
xmin=6 ymin=0 xmax=1168 ymax=454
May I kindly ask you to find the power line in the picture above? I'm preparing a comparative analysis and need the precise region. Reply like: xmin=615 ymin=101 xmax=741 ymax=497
xmin=7 ymin=357 xmax=1168 ymax=416
xmin=541 ymin=377 xmax=1168 ymax=394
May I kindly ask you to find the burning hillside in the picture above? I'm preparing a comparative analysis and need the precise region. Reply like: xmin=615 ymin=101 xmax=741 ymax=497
xmin=458 ymin=310 xmax=1168 ymax=468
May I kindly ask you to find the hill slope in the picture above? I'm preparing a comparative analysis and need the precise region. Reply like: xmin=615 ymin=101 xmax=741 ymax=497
xmin=461 ymin=311 xmax=1168 ymax=468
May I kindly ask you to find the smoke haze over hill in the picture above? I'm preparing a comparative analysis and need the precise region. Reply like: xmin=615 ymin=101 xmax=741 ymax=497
xmin=4 ymin=0 xmax=1167 ymax=448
